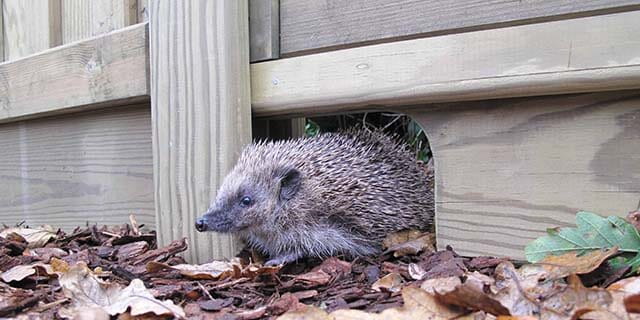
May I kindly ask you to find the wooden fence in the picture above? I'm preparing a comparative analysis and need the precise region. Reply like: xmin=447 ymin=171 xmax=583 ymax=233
xmin=1 ymin=0 xmax=639 ymax=263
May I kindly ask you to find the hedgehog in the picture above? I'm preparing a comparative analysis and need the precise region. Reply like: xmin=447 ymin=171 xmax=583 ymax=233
xmin=195 ymin=129 xmax=434 ymax=265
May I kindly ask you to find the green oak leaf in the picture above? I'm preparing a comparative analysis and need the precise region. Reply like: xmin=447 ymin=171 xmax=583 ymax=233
xmin=525 ymin=211 xmax=640 ymax=263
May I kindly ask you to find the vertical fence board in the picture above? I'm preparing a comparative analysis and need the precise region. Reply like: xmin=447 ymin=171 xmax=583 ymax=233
xmin=62 ymin=0 xmax=138 ymax=44
xmin=249 ymin=0 xmax=279 ymax=62
xmin=137 ymin=0 xmax=148 ymax=22
xmin=3 ymin=0 xmax=62 ymax=60
xmin=150 ymin=0 xmax=252 ymax=263
xmin=0 ymin=0 xmax=4 ymax=62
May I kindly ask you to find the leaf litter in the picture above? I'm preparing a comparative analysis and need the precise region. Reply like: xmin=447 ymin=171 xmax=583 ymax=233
xmin=1 ymin=211 xmax=640 ymax=319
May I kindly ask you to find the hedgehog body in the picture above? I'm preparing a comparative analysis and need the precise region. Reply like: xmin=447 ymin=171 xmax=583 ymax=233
xmin=195 ymin=130 xmax=434 ymax=265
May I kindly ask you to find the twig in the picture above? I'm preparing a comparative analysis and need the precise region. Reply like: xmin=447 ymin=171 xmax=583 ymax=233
xmin=197 ymin=281 xmax=215 ymax=301
xmin=129 ymin=214 xmax=140 ymax=236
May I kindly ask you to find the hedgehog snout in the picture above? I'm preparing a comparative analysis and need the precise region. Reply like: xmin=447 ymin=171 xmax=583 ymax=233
xmin=195 ymin=206 xmax=234 ymax=233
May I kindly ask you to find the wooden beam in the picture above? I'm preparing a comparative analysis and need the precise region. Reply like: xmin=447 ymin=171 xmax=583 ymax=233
xmin=2 ymin=0 xmax=62 ymax=60
xmin=150 ymin=0 xmax=252 ymax=263
xmin=0 ymin=23 xmax=148 ymax=124
xmin=251 ymin=11 xmax=640 ymax=117
xmin=249 ymin=0 xmax=279 ymax=62
xmin=3 ymin=10 xmax=640 ymax=124
xmin=280 ymin=0 xmax=640 ymax=55
xmin=61 ymin=0 xmax=138 ymax=44
xmin=405 ymin=90 xmax=640 ymax=259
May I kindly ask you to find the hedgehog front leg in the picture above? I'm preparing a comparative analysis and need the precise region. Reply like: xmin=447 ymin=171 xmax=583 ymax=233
xmin=265 ymin=252 xmax=303 ymax=266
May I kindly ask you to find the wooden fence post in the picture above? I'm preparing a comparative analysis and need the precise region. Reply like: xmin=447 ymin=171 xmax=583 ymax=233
xmin=150 ymin=0 xmax=252 ymax=263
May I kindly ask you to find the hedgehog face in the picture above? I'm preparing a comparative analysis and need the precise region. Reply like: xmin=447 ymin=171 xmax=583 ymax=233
xmin=195 ymin=166 xmax=302 ymax=234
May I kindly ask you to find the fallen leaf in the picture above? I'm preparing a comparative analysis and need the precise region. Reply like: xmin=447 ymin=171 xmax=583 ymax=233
xmin=384 ymin=232 xmax=435 ymax=257
xmin=628 ymin=207 xmax=640 ymax=232
xmin=372 ymin=273 xmax=403 ymax=293
xmin=147 ymin=259 xmax=281 ymax=281
xmin=277 ymin=305 xmax=332 ymax=320
xmin=310 ymin=257 xmax=351 ymax=275
xmin=0 ymin=226 xmax=57 ymax=248
xmin=538 ymin=247 xmax=618 ymax=278
xmin=382 ymin=230 xmax=424 ymax=249
xmin=607 ymin=276 xmax=640 ymax=315
xmin=335 ymin=287 xmax=464 ymax=319
xmin=267 ymin=293 xmax=307 ymax=316
xmin=294 ymin=270 xmax=332 ymax=287
xmin=417 ymin=249 xmax=468 ymax=280
xmin=408 ymin=263 xmax=427 ymax=280
xmin=59 ymin=262 xmax=184 ymax=318
xmin=421 ymin=276 xmax=462 ymax=295
xmin=525 ymin=211 xmax=640 ymax=263
xmin=434 ymin=272 xmax=510 ymax=316
xmin=198 ymin=298 xmax=233 ymax=312
xmin=23 ymin=247 xmax=68 ymax=263
xmin=148 ymin=260 xmax=236 ymax=280
xmin=0 ymin=263 xmax=56 ymax=282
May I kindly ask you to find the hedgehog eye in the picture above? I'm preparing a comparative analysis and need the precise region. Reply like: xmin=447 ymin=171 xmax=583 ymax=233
xmin=240 ymin=196 xmax=252 ymax=206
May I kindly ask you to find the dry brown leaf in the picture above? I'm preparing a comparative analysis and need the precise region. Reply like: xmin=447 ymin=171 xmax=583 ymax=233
xmin=628 ymin=208 xmax=640 ymax=232
xmin=434 ymin=272 xmax=510 ymax=316
xmin=607 ymin=276 xmax=640 ymax=316
xmin=51 ymin=257 xmax=70 ymax=273
xmin=0 ymin=263 xmax=56 ymax=282
xmin=421 ymin=276 xmax=462 ymax=295
xmin=408 ymin=263 xmax=427 ymax=280
xmin=490 ymin=262 xmax=552 ymax=316
xmin=538 ymin=247 xmax=618 ymax=278
xmin=337 ymin=287 xmax=464 ymax=320
xmin=383 ymin=231 xmax=435 ymax=257
xmin=372 ymin=272 xmax=403 ymax=293
xmin=22 ymin=247 xmax=68 ymax=262
xmin=147 ymin=259 xmax=280 ymax=281
xmin=310 ymin=257 xmax=352 ymax=275
xmin=608 ymin=276 xmax=640 ymax=292
xmin=382 ymin=230 xmax=424 ymax=249
xmin=59 ymin=262 xmax=184 ymax=318
xmin=276 ymin=305 xmax=332 ymax=320
xmin=294 ymin=270 xmax=332 ymax=287
xmin=148 ymin=260 xmax=236 ymax=280
xmin=0 ymin=226 xmax=57 ymax=248
xmin=538 ymin=274 xmax=613 ymax=320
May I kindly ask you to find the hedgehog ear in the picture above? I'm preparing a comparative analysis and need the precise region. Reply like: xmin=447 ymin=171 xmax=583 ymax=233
xmin=276 ymin=167 xmax=301 ymax=202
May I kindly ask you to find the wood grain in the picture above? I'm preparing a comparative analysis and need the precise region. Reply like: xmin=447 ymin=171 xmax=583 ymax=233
xmin=61 ymin=0 xmax=138 ymax=44
xmin=2 ymin=0 xmax=62 ymax=60
xmin=0 ymin=23 xmax=148 ymax=124
xmin=0 ymin=105 xmax=155 ymax=230
xmin=150 ymin=0 xmax=252 ymax=263
xmin=137 ymin=0 xmax=148 ymax=23
xmin=249 ymin=0 xmax=279 ymax=62
xmin=252 ymin=11 xmax=640 ymax=117
xmin=405 ymin=90 xmax=640 ymax=259
xmin=0 ymin=0 xmax=4 ymax=62
xmin=280 ymin=0 xmax=640 ymax=55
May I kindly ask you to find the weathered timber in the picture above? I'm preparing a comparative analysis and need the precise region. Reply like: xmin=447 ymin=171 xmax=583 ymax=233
xmin=0 ymin=23 xmax=148 ymax=124
xmin=2 ymin=0 xmax=62 ymax=60
xmin=0 ymin=105 xmax=155 ymax=230
xmin=252 ymin=11 xmax=640 ymax=117
xmin=61 ymin=0 xmax=138 ymax=44
xmin=280 ymin=0 xmax=640 ymax=55
xmin=150 ymin=0 xmax=252 ymax=263
xmin=249 ymin=0 xmax=279 ymax=62
xmin=0 ymin=0 xmax=4 ymax=62
xmin=405 ymin=90 xmax=640 ymax=259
